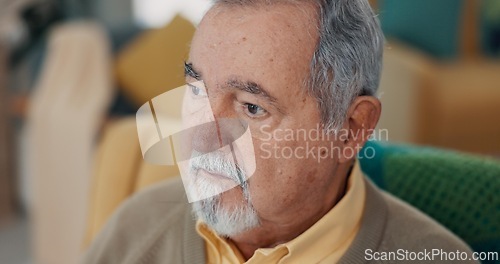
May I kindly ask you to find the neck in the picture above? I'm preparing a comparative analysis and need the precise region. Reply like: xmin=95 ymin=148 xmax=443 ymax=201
xmin=230 ymin=163 xmax=352 ymax=260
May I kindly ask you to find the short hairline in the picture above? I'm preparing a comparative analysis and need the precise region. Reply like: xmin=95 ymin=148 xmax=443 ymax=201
xmin=210 ymin=0 xmax=384 ymax=131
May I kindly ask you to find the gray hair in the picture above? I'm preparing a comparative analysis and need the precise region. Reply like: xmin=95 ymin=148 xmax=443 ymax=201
xmin=212 ymin=0 xmax=384 ymax=131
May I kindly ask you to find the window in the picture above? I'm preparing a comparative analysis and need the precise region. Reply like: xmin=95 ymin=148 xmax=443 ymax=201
xmin=133 ymin=0 xmax=212 ymax=28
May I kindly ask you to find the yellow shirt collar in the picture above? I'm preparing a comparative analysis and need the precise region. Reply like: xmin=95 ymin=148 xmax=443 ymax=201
xmin=196 ymin=161 xmax=366 ymax=264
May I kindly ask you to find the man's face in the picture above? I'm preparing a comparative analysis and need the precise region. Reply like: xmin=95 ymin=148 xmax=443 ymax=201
xmin=186 ymin=4 xmax=346 ymax=238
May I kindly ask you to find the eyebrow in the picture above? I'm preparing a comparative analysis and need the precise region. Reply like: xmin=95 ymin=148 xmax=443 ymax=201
xmin=184 ymin=61 xmax=201 ymax=80
xmin=185 ymin=62 xmax=283 ymax=113
xmin=226 ymin=78 xmax=283 ymax=112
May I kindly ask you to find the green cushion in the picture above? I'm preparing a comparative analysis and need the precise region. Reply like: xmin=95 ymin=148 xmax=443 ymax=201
xmin=360 ymin=141 xmax=500 ymax=263
xmin=379 ymin=0 xmax=464 ymax=59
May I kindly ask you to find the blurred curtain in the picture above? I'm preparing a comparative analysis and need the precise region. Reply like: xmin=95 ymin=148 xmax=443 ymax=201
xmin=26 ymin=21 xmax=113 ymax=264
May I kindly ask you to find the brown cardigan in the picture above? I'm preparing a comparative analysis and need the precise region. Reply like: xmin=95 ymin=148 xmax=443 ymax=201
xmin=82 ymin=177 xmax=478 ymax=264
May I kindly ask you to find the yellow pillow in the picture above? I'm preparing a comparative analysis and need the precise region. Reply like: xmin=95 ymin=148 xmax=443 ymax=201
xmin=84 ymin=118 xmax=179 ymax=247
xmin=115 ymin=15 xmax=196 ymax=106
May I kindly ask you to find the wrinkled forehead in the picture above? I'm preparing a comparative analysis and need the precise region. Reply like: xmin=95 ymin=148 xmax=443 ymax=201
xmin=188 ymin=3 xmax=319 ymax=88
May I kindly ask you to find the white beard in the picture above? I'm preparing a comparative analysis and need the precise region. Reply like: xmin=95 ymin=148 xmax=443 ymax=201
xmin=192 ymin=194 xmax=260 ymax=237
xmin=189 ymin=151 xmax=260 ymax=237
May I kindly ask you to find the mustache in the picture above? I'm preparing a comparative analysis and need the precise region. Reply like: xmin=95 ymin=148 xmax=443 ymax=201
xmin=189 ymin=150 xmax=246 ymax=185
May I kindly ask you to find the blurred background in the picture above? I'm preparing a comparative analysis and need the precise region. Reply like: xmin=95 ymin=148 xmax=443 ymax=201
xmin=0 ymin=0 xmax=499 ymax=263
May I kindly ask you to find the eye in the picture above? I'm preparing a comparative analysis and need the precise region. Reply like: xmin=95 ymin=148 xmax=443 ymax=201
xmin=244 ymin=103 xmax=267 ymax=117
xmin=191 ymin=85 xmax=200 ymax=95
xmin=187 ymin=83 xmax=207 ymax=98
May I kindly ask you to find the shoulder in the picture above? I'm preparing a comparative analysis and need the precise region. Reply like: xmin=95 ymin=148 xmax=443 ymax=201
xmin=378 ymin=190 xmax=477 ymax=262
xmin=117 ymin=177 xmax=189 ymax=217
xmin=82 ymin=178 xmax=194 ymax=264
xmin=106 ymin=177 xmax=189 ymax=234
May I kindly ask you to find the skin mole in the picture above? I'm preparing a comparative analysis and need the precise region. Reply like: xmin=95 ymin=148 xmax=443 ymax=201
xmin=307 ymin=169 xmax=317 ymax=183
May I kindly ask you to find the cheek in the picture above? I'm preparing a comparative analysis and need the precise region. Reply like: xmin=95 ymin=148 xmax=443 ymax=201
xmin=246 ymin=138 xmax=321 ymax=209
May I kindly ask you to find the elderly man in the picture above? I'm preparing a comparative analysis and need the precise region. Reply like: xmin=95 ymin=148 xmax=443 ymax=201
xmin=84 ymin=0 xmax=477 ymax=263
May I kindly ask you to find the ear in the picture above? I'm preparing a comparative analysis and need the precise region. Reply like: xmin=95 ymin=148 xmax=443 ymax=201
xmin=338 ymin=96 xmax=381 ymax=164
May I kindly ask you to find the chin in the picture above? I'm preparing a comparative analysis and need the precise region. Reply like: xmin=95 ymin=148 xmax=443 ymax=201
xmin=192 ymin=193 xmax=260 ymax=237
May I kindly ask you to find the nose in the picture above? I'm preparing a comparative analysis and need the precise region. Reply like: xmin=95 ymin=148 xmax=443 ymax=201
xmin=189 ymin=96 xmax=246 ymax=155
xmin=190 ymin=121 xmax=222 ymax=154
